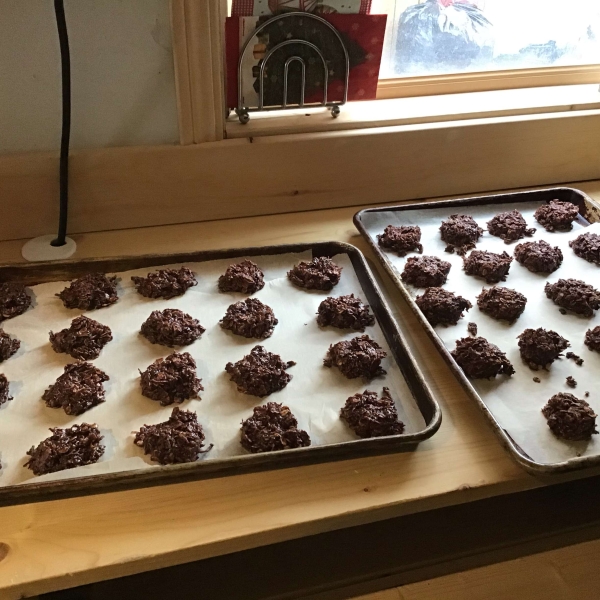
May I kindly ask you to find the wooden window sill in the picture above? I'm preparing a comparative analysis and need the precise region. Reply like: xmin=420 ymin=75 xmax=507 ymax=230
xmin=225 ymin=83 xmax=600 ymax=139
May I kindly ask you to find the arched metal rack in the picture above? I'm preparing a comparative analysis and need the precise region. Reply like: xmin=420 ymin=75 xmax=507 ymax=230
xmin=236 ymin=12 xmax=349 ymax=123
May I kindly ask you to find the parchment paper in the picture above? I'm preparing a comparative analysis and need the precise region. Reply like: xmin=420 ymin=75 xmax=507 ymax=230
xmin=361 ymin=201 xmax=600 ymax=465
xmin=0 ymin=252 xmax=424 ymax=487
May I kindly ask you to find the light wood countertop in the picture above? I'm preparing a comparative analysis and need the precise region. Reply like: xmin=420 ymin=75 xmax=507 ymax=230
xmin=1 ymin=181 xmax=599 ymax=599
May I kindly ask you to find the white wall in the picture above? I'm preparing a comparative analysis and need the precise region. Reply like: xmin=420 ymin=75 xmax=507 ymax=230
xmin=0 ymin=0 xmax=179 ymax=153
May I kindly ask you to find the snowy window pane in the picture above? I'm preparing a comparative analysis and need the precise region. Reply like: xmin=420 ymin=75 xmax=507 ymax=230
xmin=372 ymin=0 xmax=600 ymax=78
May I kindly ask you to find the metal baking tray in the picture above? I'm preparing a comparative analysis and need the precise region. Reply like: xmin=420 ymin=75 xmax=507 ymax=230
xmin=355 ymin=188 xmax=600 ymax=475
xmin=0 ymin=242 xmax=441 ymax=506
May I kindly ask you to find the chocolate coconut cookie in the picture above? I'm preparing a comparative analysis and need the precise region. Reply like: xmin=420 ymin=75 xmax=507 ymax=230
xmin=534 ymin=200 xmax=579 ymax=232
xmin=514 ymin=240 xmax=563 ymax=274
xmin=0 ymin=282 xmax=31 ymax=322
xmin=517 ymin=328 xmax=569 ymax=370
xmin=57 ymin=273 xmax=119 ymax=310
xmin=487 ymin=210 xmax=536 ymax=243
xmin=134 ymin=407 xmax=211 ymax=465
xmin=25 ymin=423 xmax=104 ymax=476
xmin=477 ymin=286 xmax=527 ymax=322
xmin=377 ymin=225 xmax=423 ymax=257
xmin=140 ymin=352 xmax=203 ymax=406
xmin=240 ymin=402 xmax=310 ymax=453
xmin=43 ymin=362 xmax=109 ymax=416
xmin=545 ymin=279 xmax=600 ymax=317
xmin=415 ymin=287 xmax=472 ymax=327
xmin=440 ymin=214 xmax=484 ymax=255
xmin=50 ymin=315 xmax=112 ymax=360
xmin=341 ymin=388 xmax=405 ymax=438
xmin=0 ymin=330 xmax=20 ymax=362
xmin=218 ymin=260 xmax=265 ymax=294
xmin=324 ymin=335 xmax=386 ymax=380
xmin=132 ymin=267 xmax=197 ymax=299
xmin=288 ymin=257 xmax=342 ymax=291
xmin=226 ymin=346 xmax=295 ymax=397
xmin=401 ymin=256 xmax=451 ymax=288
xmin=570 ymin=232 xmax=600 ymax=266
xmin=0 ymin=374 xmax=12 ymax=407
xmin=317 ymin=294 xmax=375 ymax=331
xmin=585 ymin=326 xmax=600 ymax=353
xmin=542 ymin=393 xmax=598 ymax=441
xmin=220 ymin=298 xmax=277 ymax=339
xmin=451 ymin=336 xmax=514 ymax=379
xmin=463 ymin=250 xmax=513 ymax=284
xmin=141 ymin=308 xmax=205 ymax=347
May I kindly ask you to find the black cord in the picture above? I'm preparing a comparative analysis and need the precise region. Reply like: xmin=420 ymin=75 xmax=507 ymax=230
xmin=51 ymin=0 xmax=71 ymax=247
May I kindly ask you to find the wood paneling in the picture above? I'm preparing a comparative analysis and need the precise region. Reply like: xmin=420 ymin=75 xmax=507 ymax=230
xmin=1 ymin=110 xmax=600 ymax=242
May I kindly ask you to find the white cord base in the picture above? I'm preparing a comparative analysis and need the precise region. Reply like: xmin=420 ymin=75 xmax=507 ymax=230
xmin=21 ymin=235 xmax=77 ymax=262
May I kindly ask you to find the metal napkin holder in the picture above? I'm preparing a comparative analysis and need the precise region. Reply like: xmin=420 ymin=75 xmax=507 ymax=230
xmin=235 ymin=12 xmax=349 ymax=123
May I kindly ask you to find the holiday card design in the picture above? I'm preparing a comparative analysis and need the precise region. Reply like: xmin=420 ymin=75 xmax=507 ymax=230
xmin=226 ymin=14 xmax=386 ymax=110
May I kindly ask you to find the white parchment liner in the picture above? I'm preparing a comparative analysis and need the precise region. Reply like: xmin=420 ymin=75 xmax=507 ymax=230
xmin=361 ymin=200 xmax=600 ymax=465
xmin=0 ymin=251 xmax=424 ymax=487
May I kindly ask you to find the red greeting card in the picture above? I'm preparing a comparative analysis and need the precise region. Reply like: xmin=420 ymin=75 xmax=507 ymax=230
xmin=225 ymin=14 xmax=386 ymax=110
xmin=232 ymin=0 xmax=372 ymax=17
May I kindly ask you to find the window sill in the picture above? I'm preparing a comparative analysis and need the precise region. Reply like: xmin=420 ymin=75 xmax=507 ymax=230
xmin=225 ymin=84 xmax=600 ymax=139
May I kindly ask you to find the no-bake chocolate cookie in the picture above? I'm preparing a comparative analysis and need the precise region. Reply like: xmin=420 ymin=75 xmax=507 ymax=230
xmin=585 ymin=326 xmax=600 ymax=353
xmin=218 ymin=260 xmax=265 ymax=294
xmin=240 ymin=402 xmax=310 ymax=453
xmin=43 ymin=362 xmax=109 ymax=416
xmin=451 ymin=336 xmax=514 ymax=379
xmin=324 ymin=335 xmax=386 ymax=380
xmin=569 ymin=232 xmax=600 ymax=266
xmin=288 ymin=257 xmax=342 ymax=291
xmin=140 ymin=352 xmax=203 ymax=406
xmin=0 ymin=329 xmax=20 ymax=362
xmin=225 ymin=346 xmax=295 ymax=397
xmin=341 ymin=387 xmax=405 ymax=438
xmin=542 ymin=393 xmax=598 ymax=441
xmin=0 ymin=282 xmax=31 ymax=322
xmin=534 ymin=200 xmax=579 ymax=232
xmin=517 ymin=328 xmax=569 ymax=370
xmin=514 ymin=240 xmax=563 ymax=274
xmin=401 ymin=256 xmax=451 ymax=288
xmin=57 ymin=273 xmax=119 ymax=310
xmin=141 ymin=308 xmax=205 ymax=347
xmin=132 ymin=267 xmax=197 ymax=299
xmin=377 ymin=225 xmax=423 ymax=256
xmin=317 ymin=294 xmax=375 ymax=331
xmin=545 ymin=278 xmax=600 ymax=317
xmin=0 ymin=374 xmax=12 ymax=407
xmin=134 ymin=407 xmax=211 ymax=465
xmin=50 ymin=315 xmax=112 ymax=360
xmin=440 ymin=214 xmax=483 ymax=255
xmin=415 ymin=287 xmax=472 ymax=327
xmin=487 ymin=210 xmax=536 ymax=243
xmin=477 ymin=286 xmax=527 ymax=322
xmin=463 ymin=250 xmax=512 ymax=284
xmin=220 ymin=298 xmax=277 ymax=339
xmin=25 ymin=423 xmax=104 ymax=476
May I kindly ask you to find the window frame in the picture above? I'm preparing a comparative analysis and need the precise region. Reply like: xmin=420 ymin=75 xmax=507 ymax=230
xmin=171 ymin=0 xmax=600 ymax=144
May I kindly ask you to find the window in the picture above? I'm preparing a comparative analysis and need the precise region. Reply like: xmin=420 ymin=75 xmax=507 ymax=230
xmin=375 ymin=0 xmax=600 ymax=79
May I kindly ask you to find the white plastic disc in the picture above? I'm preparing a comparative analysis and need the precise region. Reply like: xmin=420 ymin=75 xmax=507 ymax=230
xmin=21 ymin=235 xmax=77 ymax=262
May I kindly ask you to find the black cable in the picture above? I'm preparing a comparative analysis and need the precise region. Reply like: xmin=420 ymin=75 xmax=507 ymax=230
xmin=51 ymin=0 xmax=71 ymax=247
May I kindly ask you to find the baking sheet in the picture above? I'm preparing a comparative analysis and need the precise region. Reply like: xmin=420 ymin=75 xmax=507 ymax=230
xmin=361 ymin=201 xmax=600 ymax=465
xmin=0 ymin=251 xmax=424 ymax=487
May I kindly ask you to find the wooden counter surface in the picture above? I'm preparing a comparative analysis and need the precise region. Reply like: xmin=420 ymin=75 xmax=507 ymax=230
xmin=1 ymin=181 xmax=599 ymax=599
